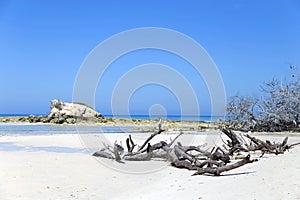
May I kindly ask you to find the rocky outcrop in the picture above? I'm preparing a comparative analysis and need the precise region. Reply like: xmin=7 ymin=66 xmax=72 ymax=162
xmin=0 ymin=100 xmax=104 ymax=124
xmin=48 ymin=99 xmax=103 ymax=119
xmin=45 ymin=99 xmax=103 ymax=124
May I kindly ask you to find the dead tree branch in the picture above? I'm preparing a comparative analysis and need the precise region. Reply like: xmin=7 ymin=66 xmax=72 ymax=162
xmin=92 ymin=125 xmax=299 ymax=176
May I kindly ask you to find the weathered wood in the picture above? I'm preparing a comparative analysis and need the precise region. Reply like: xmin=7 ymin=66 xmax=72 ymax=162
xmin=140 ymin=141 xmax=168 ymax=153
xmin=171 ymin=160 xmax=198 ymax=170
xmin=113 ymin=144 xmax=122 ymax=161
xmin=245 ymin=134 xmax=281 ymax=154
xmin=92 ymin=151 xmax=114 ymax=159
xmin=126 ymin=138 xmax=130 ymax=152
xmin=138 ymin=125 xmax=165 ymax=152
xmin=279 ymin=137 xmax=288 ymax=151
xmin=151 ymin=150 xmax=168 ymax=159
xmin=197 ymin=159 xmax=225 ymax=168
xmin=210 ymin=147 xmax=230 ymax=164
xmin=174 ymin=145 xmax=195 ymax=163
xmin=193 ymin=155 xmax=257 ymax=176
xmin=123 ymin=152 xmax=152 ymax=161
xmin=168 ymin=131 xmax=184 ymax=147
xmin=102 ymin=143 xmax=114 ymax=154
xmin=288 ymin=142 xmax=300 ymax=149
xmin=92 ymin=127 xmax=299 ymax=177
xmin=183 ymin=145 xmax=211 ymax=157
xmin=221 ymin=128 xmax=241 ymax=147
xmin=126 ymin=135 xmax=136 ymax=153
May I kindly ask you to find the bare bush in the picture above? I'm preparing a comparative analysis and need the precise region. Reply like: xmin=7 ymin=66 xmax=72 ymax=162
xmin=226 ymin=95 xmax=258 ymax=131
xmin=227 ymin=66 xmax=300 ymax=132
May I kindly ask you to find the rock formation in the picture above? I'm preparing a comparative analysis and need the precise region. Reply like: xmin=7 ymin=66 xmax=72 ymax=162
xmin=48 ymin=99 xmax=103 ymax=119
xmin=45 ymin=99 xmax=103 ymax=124
xmin=0 ymin=100 xmax=104 ymax=124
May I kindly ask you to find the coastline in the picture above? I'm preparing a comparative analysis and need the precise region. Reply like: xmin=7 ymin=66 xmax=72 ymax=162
xmin=0 ymin=115 xmax=220 ymax=133
xmin=1 ymin=115 xmax=300 ymax=136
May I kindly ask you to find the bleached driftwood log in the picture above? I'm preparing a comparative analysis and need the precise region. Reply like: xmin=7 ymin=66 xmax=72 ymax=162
xmin=93 ymin=123 xmax=300 ymax=176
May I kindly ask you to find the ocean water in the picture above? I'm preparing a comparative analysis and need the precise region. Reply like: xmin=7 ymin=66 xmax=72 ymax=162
xmin=0 ymin=123 xmax=140 ymax=136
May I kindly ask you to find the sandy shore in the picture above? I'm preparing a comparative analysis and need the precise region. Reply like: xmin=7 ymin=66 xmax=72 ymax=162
xmin=1 ymin=131 xmax=300 ymax=200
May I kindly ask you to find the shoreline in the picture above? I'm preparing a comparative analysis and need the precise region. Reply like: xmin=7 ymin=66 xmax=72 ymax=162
xmin=0 ymin=115 xmax=220 ymax=133
xmin=0 ymin=115 xmax=221 ymax=123
xmin=1 ymin=119 xmax=300 ymax=136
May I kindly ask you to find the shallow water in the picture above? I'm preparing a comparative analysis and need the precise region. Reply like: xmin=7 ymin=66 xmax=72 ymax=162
xmin=0 ymin=122 xmax=139 ymax=135
xmin=0 ymin=142 xmax=88 ymax=153
xmin=0 ymin=123 xmax=147 ymax=153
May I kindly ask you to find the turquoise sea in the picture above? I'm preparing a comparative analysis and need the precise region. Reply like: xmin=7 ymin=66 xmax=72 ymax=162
xmin=0 ymin=123 xmax=142 ymax=136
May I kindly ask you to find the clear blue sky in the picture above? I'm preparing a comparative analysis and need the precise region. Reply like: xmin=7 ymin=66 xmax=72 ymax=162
xmin=0 ymin=0 xmax=299 ymax=116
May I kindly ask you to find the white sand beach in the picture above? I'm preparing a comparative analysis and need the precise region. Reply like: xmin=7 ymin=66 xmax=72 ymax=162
xmin=0 ymin=132 xmax=300 ymax=200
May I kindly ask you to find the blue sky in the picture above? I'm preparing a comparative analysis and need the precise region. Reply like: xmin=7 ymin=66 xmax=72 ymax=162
xmin=0 ymin=0 xmax=299 ymax=116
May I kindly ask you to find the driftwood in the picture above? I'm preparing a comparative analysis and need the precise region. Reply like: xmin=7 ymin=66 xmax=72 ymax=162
xmin=193 ymin=155 xmax=257 ymax=176
xmin=113 ymin=144 xmax=122 ymax=161
xmin=244 ymin=134 xmax=292 ymax=155
xmin=138 ymin=123 xmax=165 ymax=152
xmin=92 ymin=124 xmax=300 ymax=176
xmin=220 ymin=128 xmax=300 ymax=156
xmin=126 ymin=134 xmax=136 ymax=153
xmin=92 ymin=150 xmax=114 ymax=159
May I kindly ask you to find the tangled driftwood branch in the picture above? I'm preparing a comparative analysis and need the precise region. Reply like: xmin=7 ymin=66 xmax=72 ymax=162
xmin=92 ymin=123 xmax=300 ymax=176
